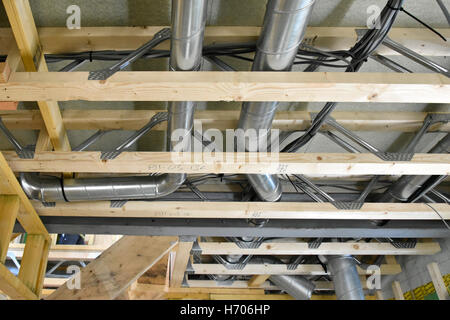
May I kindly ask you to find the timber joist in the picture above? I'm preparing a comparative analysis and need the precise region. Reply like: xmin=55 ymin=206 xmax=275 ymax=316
xmin=34 ymin=201 xmax=450 ymax=221
xmin=1 ymin=110 xmax=450 ymax=132
xmin=0 ymin=71 xmax=449 ymax=103
xmin=1 ymin=26 xmax=449 ymax=56
xmin=3 ymin=151 xmax=450 ymax=176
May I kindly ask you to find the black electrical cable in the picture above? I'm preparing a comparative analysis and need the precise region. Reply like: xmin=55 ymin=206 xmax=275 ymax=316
xmin=282 ymin=0 xmax=405 ymax=153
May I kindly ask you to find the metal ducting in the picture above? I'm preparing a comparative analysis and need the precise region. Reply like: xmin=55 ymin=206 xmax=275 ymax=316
xmin=269 ymin=275 xmax=315 ymax=300
xmin=327 ymin=255 xmax=365 ymax=300
xmin=20 ymin=0 xmax=208 ymax=203
xmin=378 ymin=134 xmax=450 ymax=203
xmin=238 ymin=0 xmax=316 ymax=202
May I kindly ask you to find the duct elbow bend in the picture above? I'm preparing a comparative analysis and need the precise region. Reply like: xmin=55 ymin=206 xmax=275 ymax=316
xmin=20 ymin=173 xmax=66 ymax=203
xmin=247 ymin=174 xmax=282 ymax=202
xmin=156 ymin=173 xmax=187 ymax=197
xmin=327 ymin=255 xmax=365 ymax=300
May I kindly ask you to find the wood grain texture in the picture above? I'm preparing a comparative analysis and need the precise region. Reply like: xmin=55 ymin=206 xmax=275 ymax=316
xmin=33 ymin=201 xmax=450 ymax=220
xmin=0 ymin=26 xmax=447 ymax=56
xmin=46 ymin=236 xmax=177 ymax=300
xmin=2 ymin=0 xmax=70 ymax=152
xmin=191 ymin=263 xmax=401 ymax=276
xmin=4 ymin=151 xmax=450 ymax=175
xmin=0 ymin=195 xmax=19 ymax=263
xmin=170 ymin=242 xmax=193 ymax=288
xmin=427 ymin=262 xmax=450 ymax=300
xmin=1 ymin=109 xmax=449 ymax=132
xmin=1 ymin=71 xmax=449 ymax=103
xmin=0 ymin=263 xmax=37 ymax=300
xmin=0 ymin=152 xmax=49 ymax=238
xmin=198 ymin=241 xmax=441 ymax=255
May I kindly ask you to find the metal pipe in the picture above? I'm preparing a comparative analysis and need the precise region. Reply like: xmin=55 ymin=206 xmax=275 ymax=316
xmin=327 ymin=255 xmax=365 ymax=300
xmin=383 ymin=37 xmax=450 ymax=77
xmin=238 ymin=0 xmax=316 ymax=202
xmin=370 ymin=54 xmax=413 ymax=73
xmin=21 ymin=0 xmax=208 ymax=203
xmin=269 ymin=275 xmax=315 ymax=300
xmin=436 ymin=0 xmax=450 ymax=25
xmin=378 ymin=134 xmax=450 ymax=202
xmin=321 ymin=131 xmax=361 ymax=153
xmin=325 ymin=119 xmax=381 ymax=154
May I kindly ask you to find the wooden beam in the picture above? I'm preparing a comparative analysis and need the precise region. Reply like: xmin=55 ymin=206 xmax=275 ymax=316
xmin=34 ymin=201 xmax=450 ymax=221
xmin=2 ymin=0 xmax=70 ymax=151
xmin=0 ymin=152 xmax=49 ymax=238
xmin=0 ymin=62 xmax=11 ymax=83
xmin=4 ymin=151 xmax=450 ymax=176
xmin=0 ymin=26 xmax=447 ymax=56
xmin=197 ymin=241 xmax=441 ymax=255
xmin=248 ymin=275 xmax=271 ymax=288
xmin=18 ymin=234 xmax=46 ymax=294
xmin=0 ymin=263 xmax=37 ymax=300
xmin=170 ymin=241 xmax=194 ymax=288
xmin=375 ymin=290 xmax=384 ymax=300
xmin=1 ymin=72 xmax=449 ymax=103
xmin=427 ymin=262 xmax=450 ymax=300
xmin=1 ymin=110 xmax=449 ymax=133
xmin=191 ymin=263 xmax=401 ymax=276
xmin=46 ymin=236 xmax=177 ymax=300
xmin=7 ymin=243 xmax=107 ymax=261
xmin=0 ymin=195 xmax=19 ymax=263
xmin=392 ymin=281 xmax=405 ymax=300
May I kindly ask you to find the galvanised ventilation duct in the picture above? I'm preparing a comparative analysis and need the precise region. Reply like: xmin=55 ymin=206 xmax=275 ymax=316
xmin=269 ymin=275 xmax=315 ymax=300
xmin=326 ymin=255 xmax=365 ymax=300
xmin=378 ymin=134 xmax=450 ymax=203
xmin=238 ymin=0 xmax=316 ymax=202
xmin=20 ymin=0 xmax=208 ymax=202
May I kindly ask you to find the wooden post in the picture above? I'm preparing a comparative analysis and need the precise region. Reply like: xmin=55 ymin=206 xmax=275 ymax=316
xmin=0 ymin=195 xmax=20 ymax=263
xmin=46 ymin=236 xmax=177 ymax=300
xmin=248 ymin=275 xmax=271 ymax=288
xmin=170 ymin=239 xmax=194 ymax=288
xmin=2 ymin=0 xmax=71 ymax=152
xmin=375 ymin=290 xmax=384 ymax=300
xmin=392 ymin=281 xmax=405 ymax=300
xmin=427 ymin=262 xmax=450 ymax=300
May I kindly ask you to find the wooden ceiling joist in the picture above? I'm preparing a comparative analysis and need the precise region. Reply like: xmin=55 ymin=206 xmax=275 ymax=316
xmin=1 ymin=109 xmax=449 ymax=133
xmin=0 ymin=71 xmax=449 ymax=103
xmin=190 ymin=263 xmax=402 ymax=276
xmin=197 ymin=241 xmax=441 ymax=256
xmin=4 ymin=151 xmax=450 ymax=175
xmin=2 ymin=0 xmax=70 ymax=152
xmin=0 ymin=26 xmax=448 ymax=56
xmin=33 ymin=201 xmax=450 ymax=221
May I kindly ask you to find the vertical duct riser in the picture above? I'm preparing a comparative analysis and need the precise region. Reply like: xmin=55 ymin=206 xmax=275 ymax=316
xmin=21 ymin=0 xmax=208 ymax=203
xmin=238 ymin=0 xmax=316 ymax=202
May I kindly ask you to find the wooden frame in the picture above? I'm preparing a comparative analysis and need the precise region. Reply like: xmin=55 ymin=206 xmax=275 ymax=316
xmin=190 ymin=263 xmax=401 ymax=276
xmin=196 ymin=241 xmax=441 ymax=256
xmin=0 ymin=152 xmax=50 ymax=299
xmin=1 ymin=26 xmax=448 ymax=56
xmin=1 ymin=110 xmax=449 ymax=132
xmin=1 ymin=1 xmax=449 ymax=301
xmin=0 ymin=71 xmax=449 ymax=103
xmin=2 ymin=0 xmax=70 ymax=152
xmin=4 ymin=151 xmax=450 ymax=175
xmin=31 ymin=200 xmax=450 ymax=221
